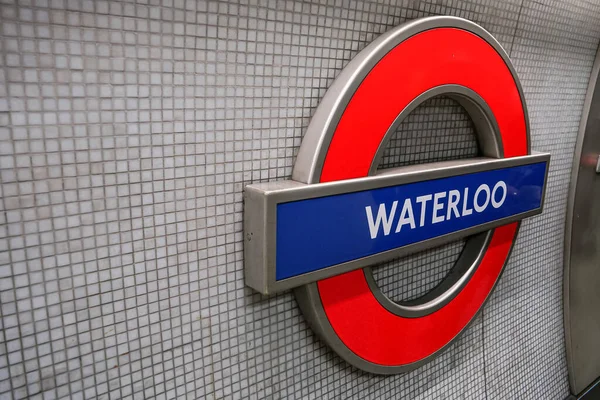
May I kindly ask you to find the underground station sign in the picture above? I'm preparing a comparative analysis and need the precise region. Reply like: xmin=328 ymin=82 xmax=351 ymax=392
xmin=244 ymin=16 xmax=550 ymax=374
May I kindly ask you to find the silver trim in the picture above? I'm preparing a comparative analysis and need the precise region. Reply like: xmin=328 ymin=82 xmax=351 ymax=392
xmin=564 ymin=46 xmax=600 ymax=395
xmin=368 ymin=85 xmax=504 ymax=175
xmin=244 ymin=153 xmax=549 ymax=295
xmin=364 ymin=82 xmax=503 ymax=318
xmin=255 ymin=154 xmax=547 ymax=201
xmin=364 ymin=231 xmax=492 ymax=318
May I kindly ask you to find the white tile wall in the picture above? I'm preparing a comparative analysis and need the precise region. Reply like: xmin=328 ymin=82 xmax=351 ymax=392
xmin=1 ymin=0 xmax=599 ymax=399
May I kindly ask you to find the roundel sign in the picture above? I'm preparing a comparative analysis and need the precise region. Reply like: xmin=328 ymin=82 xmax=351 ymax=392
xmin=244 ymin=16 xmax=550 ymax=373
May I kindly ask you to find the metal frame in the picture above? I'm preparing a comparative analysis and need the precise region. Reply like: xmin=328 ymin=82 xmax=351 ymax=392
xmin=564 ymin=45 xmax=600 ymax=395
xmin=576 ymin=376 xmax=600 ymax=399
xmin=364 ymin=231 xmax=492 ymax=318
xmin=368 ymin=84 xmax=504 ymax=174
xmin=245 ymin=153 xmax=549 ymax=295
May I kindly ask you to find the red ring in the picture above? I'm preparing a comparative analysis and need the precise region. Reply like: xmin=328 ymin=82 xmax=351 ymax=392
xmin=317 ymin=28 xmax=527 ymax=366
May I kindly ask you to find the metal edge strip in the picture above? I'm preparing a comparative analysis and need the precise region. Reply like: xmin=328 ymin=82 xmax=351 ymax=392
xmin=577 ymin=376 xmax=600 ymax=399
xmin=253 ymin=153 xmax=549 ymax=201
xmin=243 ymin=186 xmax=269 ymax=293
xmin=564 ymin=44 xmax=600 ymax=394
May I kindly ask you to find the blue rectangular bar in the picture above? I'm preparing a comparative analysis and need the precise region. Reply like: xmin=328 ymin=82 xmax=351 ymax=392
xmin=275 ymin=162 xmax=547 ymax=281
